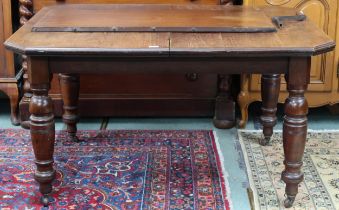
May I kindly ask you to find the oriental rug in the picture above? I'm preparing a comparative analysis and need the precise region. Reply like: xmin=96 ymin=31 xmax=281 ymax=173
xmin=238 ymin=130 xmax=339 ymax=210
xmin=0 ymin=129 xmax=230 ymax=210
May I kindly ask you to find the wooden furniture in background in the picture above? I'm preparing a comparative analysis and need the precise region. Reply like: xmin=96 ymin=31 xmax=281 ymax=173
xmin=238 ymin=0 xmax=339 ymax=127
xmin=0 ymin=0 xmax=20 ymax=125
xmin=5 ymin=4 xmax=335 ymax=207
xmin=18 ymin=0 xmax=239 ymax=129
xmin=18 ymin=0 xmax=34 ymax=128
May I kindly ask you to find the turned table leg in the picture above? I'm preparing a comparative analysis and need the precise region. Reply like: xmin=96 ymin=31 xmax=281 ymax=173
xmin=28 ymin=57 xmax=55 ymax=206
xmin=281 ymin=57 xmax=310 ymax=208
xmin=59 ymin=74 xmax=80 ymax=141
xmin=259 ymin=74 xmax=281 ymax=145
xmin=213 ymin=74 xmax=235 ymax=129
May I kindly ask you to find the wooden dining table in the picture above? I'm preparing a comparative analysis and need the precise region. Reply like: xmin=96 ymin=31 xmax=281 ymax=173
xmin=4 ymin=4 xmax=335 ymax=207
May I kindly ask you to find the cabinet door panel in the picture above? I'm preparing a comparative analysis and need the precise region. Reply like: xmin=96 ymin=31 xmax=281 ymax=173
xmin=247 ymin=0 xmax=337 ymax=92
xmin=0 ymin=2 xmax=5 ymax=76
xmin=0 ymin=0 xmax=14 ymax=78
xmin=33 ymin=0 xmax=219 ymax=11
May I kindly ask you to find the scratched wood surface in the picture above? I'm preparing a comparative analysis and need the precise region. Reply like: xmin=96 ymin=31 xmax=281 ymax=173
xmin=31 ymin=4 xmax=276 ymax=33
xmin=6 ymin=5 xmax=170 ymax=56
xmin=4 ymin=5 xmax=335 ymax=56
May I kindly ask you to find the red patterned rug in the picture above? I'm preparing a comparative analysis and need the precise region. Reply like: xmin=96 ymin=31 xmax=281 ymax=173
xmin=0 ymin=129 xmax=230 ymax=209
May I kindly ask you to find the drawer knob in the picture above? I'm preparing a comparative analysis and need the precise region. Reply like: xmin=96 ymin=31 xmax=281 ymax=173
xmin=186 ymin=73 xmax=199 ymax=81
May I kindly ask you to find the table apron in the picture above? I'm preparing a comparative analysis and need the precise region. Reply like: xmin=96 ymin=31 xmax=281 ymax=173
xmin=48 ymin=57 xmax=289 ymax=74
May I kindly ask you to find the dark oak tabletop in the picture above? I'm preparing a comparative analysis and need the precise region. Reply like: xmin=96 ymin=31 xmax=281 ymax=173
xmin=4 ymin=4 xmax=335 ymax=56
xmin=31 ymin=4 xmax=277 ymax=33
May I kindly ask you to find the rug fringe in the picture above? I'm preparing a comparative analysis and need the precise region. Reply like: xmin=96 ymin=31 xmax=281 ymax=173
xmin=247 ymin=188 xmax=255 ymax=210
xmin=238 ymin=129 xmax=339 ymax=133
xmin=237 ymin=130 xmax=260 ymax=210
xmin=213 ymin=130 xmax=233 ymax=210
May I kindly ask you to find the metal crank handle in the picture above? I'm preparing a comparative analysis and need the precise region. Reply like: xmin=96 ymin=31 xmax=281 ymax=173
xmin=272 ymin=11 xmax=306 ymax=28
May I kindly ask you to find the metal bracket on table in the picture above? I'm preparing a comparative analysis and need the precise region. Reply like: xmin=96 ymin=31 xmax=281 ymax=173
xmin=272 ymin=12 xmax=306 ymax=29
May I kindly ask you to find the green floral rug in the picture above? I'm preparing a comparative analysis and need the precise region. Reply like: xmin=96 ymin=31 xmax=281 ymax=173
xmin=238 ymin=130 xmax=339 ymax=210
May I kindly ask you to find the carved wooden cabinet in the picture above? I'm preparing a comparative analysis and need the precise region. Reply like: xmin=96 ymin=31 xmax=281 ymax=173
xmin=238 ymin=0 xmax=339 ymax=127
xmin=18 ymin=0 xmax=237 ymax=128
xmin=0 ymin=0 xmax=20 ymax=125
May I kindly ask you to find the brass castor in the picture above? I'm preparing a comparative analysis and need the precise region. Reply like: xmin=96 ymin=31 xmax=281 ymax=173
xmin=40 ymin=195 xmax=50 ymax=207
xmin=284 ymin=195 xmax=295 ymax=208
xmin=259 ymin=136 xmax=270 ymax=146
xmin=68 ymin=133 xmax=80 ymax=142
xmin=72 ymin=135 xmax=80 ymax=142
